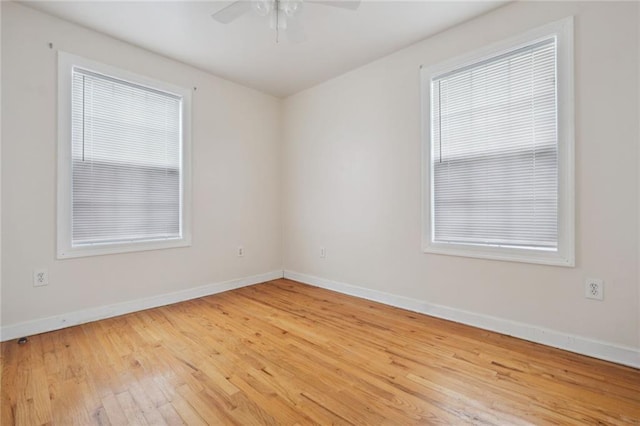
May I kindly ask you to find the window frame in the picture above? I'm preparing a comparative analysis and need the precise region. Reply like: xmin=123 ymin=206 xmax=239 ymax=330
xmin=57 ymin=51 xmax=192 ymax=259
xmin=421 ymin=17 xmax=574 ymax=267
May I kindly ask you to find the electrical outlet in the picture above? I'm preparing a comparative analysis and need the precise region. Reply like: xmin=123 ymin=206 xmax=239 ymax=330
xmin=237 ymin=246 xmax=244 ymax=257
xmin=320 ymin=247 xmax=326 ymax=258
xmin=585 ymin=278 xmax=604 ymax=300
xmin=33 ymin=269 xmax=49 ymax=287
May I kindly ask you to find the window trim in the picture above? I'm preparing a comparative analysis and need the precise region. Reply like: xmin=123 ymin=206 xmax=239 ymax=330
xmin=420 ymin=17 xmax=574 ymax=267
xmin=57 ymin=51 xmax=192 ymax=259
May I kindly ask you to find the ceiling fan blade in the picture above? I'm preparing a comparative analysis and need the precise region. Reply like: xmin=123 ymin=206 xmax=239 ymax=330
xmin=286 ymin=19 xmax=307 ymax=44
xmin=211 ymin=1 xmax=253 ymax=24
xmin=308 ymin=0 xmax=361 ymax=11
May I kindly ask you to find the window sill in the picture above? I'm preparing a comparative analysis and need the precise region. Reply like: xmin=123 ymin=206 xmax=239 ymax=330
xmin=423 ymin=242 xmax=574 ymax=267
xmin=57 ymin=237 xmax=191 ymax=259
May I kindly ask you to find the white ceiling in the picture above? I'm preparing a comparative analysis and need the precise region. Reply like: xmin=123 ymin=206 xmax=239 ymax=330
xmin=24 ymin=1 xmax=507 ymax=97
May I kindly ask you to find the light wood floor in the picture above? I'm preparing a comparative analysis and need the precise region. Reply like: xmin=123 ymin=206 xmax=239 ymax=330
xmin=2 ymin=279 xmax=639 ymax=425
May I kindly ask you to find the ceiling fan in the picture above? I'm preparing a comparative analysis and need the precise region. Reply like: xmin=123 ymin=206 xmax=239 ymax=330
xmin=212 ymin=0 xmax=361 ymax=43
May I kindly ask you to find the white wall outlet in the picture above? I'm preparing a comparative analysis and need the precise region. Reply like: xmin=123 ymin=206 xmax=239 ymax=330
xmin=33 ymin=269 xmax=49 ymax=287
xmin=237 ymin=246 xmax=244 ymax=257
xmin=320 ymin=247 xmax=326 ymax=258
xmin=585 ymin=278 xmax=604 ymax=300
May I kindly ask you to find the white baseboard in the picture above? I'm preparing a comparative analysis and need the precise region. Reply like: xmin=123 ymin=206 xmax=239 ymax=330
xmin=4 ymin=269 xmax=638 ymax=369
xmin=284 ymin=270 xmax=640 ymax=369
xmin=0 ymin=270 xmax=284 ymax=342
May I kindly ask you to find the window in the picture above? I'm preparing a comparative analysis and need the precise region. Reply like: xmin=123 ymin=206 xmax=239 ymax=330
xmin=421 ymin=18 xmax=574 ymax=266
xmin=58 ymin=52 xmax=191 ymax=258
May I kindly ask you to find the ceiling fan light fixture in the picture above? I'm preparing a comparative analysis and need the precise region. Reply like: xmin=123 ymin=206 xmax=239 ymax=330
xmin=282 ymin=0 xmax=303 ymax=18
xmin=252 ymin=0 xmax=273 ymax=17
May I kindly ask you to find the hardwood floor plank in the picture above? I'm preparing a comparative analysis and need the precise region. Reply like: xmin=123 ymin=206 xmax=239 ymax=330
xmin=128 ymin=381 xmax=168 ymax=426
xmin=175 ymin=383 xmax=235 ymax=425
xmin=156 ymin=402 xmax=185 ymax=426
xmin=2 ymin=279 xmax=638 ymax=425
xmin=115 ymin=390 xmax=151 ymax=426
xmin=49 ymin=378 xmax=93 ymax=425
xmin=168 ymin=396 xmax=207 ymax=426
xmin=101 ymin=393 xmax=128 ymax=426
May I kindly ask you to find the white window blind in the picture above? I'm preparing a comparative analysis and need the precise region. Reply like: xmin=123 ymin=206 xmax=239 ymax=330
xmin=430 ymin=37 xmax=558 ymax=250
xmin=71 ymin=68 xmax=183 ymax=246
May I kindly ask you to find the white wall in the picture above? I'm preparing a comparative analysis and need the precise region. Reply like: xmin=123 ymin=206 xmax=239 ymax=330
xmin=1 ymin=2 xmax=282 ymax=328
xmin=0 ymin=2 xmax=3 ymax=335
xmin=637 ymin=1 xmax=640 ymax=355
xmin=283 ymin=1 xmax=640 ymax=350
